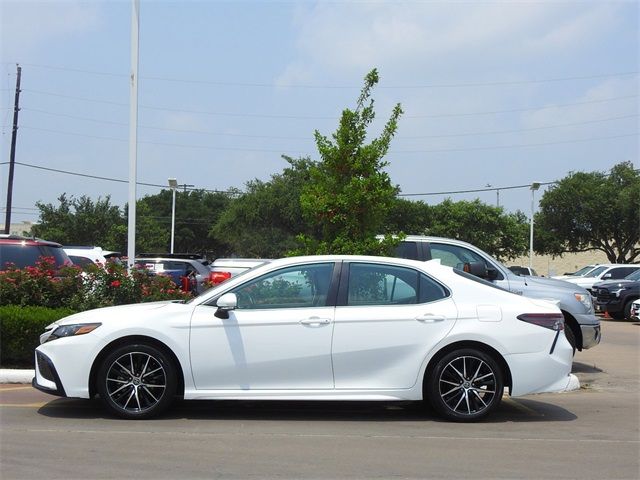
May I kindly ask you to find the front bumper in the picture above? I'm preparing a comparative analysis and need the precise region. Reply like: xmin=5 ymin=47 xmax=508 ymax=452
xmin=580 ymin=324 xmax=601 ymax=349
xmin=33 ymin=350 xmax=66 ymax=397
xmin=594 ymin=299 xmax=623 ymax=315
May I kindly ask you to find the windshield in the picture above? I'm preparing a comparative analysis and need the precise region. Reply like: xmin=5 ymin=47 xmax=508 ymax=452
xmin=585 ymin=266 xmax=607 ymax=278
xmin=625 ymin=269 xmax=640 ymax=281
xmin=573 ymin=265 xmax=596 ymax=276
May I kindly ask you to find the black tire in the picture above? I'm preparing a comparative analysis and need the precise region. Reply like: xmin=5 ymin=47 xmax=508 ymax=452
xmin=426 ymin=348 xmax=503 ymax=422
xmin=97 ymin=343 xmax=177 ymax=419
xmin=623 ymin=300 xmax=636 ymax=321
xmin=564 ymin=325 xmax=577 ymax=355
xmin=609 ymin=310 xmax=625 ymax=320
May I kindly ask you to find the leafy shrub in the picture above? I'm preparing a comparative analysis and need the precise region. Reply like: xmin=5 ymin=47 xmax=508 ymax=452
xmin=0 ymin=305 xmax=76 ymax=367
xmin=0 ymin=258 xmax=191 ymax=311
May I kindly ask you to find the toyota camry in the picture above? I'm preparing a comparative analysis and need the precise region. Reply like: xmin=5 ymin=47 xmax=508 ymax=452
xmin=33 ymin=255 xmax=574 ymax=421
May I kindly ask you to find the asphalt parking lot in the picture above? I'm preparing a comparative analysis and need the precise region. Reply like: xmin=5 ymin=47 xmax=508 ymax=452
xmin=1 ymin=318 xmax=638 ymax=480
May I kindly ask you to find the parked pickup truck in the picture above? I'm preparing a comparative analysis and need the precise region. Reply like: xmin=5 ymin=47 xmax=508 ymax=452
xmin=592 ymin=269 xmax=640 ymax=320
xmin=392 ymin=235 xmax=601 ymax=352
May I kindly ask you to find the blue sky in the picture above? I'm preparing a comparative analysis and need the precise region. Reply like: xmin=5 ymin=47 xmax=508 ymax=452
xmin=1 ymin=0 xmax=638 ymax=224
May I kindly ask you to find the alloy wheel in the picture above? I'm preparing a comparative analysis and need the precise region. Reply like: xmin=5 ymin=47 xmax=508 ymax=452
xmin=105 ymin=351 xmax=167 ymax=414
xmin=438 ymin=355 xmax=497 ymax=417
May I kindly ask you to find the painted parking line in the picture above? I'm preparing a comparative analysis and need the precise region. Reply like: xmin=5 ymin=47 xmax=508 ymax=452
xmin=0 ymin=386 xmax=34 ymax=392
xmin=0 ymin=403 xmax=47 ymax=408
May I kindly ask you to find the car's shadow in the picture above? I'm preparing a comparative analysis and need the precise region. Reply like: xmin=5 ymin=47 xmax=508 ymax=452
xmin=37 ymin=397 xmax=576 ymax=423
xmin=572 ymin=361 xmax=604 ymax=373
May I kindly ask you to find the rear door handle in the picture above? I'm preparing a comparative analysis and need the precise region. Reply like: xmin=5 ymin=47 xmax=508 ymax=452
xmin=299 ymin=317 xmax=331 ymax=326
xmin=416 ymin=314 xmax=446 ymax=323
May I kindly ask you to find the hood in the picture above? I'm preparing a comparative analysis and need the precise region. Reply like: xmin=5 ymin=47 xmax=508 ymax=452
xmin=520 ymin=275 xmax=590 ymax=292
xmin=48 ymin=300 xmax=179 ymax=328
xmin=592 ymin=279 xmax=640 ymax=290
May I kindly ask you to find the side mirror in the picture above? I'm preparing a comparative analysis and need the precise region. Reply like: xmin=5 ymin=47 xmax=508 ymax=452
xmin=214 ymin=293 xmax=237 ymax=319
xmin=602 ymin=273 xmax=612 ymax=280
xmin=464 ymin=261 xmax=488 ymax=279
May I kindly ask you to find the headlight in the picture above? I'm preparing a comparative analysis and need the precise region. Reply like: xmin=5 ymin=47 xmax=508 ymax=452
xmin=610 ymin=288 xmax=626 ymax=298
xmin=46 ymin=323 xmax=101 ymax=342
xmin=574 ymin=293 xmax=593 ymax=312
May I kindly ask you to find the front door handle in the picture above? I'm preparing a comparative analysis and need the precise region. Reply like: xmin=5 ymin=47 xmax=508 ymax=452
xmin=299 ymin=317 xmax=331 ymax=326
xmin=416 ymin=314 xmax=446 ymax=323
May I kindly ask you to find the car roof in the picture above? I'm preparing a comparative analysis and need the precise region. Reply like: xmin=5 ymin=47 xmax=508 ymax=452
xmin=0 ymin=234 xmax=63 ymax=248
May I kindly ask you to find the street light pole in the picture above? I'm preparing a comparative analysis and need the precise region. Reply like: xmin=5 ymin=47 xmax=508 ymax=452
xmin=529 ymin=182 xmax=541 ymax=268
xmin=168 ymin=178 xmax=178 ymax=254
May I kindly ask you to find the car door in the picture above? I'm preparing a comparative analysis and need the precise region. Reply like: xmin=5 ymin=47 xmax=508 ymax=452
xmin=189 ymin=262 xmax=336 ymax=390
xmin=332 ymin=261 xmax=458 ymax=390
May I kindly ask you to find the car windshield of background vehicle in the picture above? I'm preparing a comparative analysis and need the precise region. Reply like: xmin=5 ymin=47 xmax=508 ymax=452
xmin=585 ymin=266 xmax=608 ymax=277
xmin=624 ymin=269 xmax=640 ymax=281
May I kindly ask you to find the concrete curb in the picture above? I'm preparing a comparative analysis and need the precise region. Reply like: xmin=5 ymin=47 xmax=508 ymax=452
xmin=0 ymin=369 xmax=34 ymax=384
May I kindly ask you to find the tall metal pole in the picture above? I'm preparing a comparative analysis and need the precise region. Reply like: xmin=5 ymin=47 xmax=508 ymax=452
xmin=4 ymin=65 xmax=22 ymax=234
xmin=529 ymin=182 xmax=541 ymax=268
xmin=170 ymin=187 xmax=176 ymax=253
xmin=127 ymin=0 xmax=140 ymax=269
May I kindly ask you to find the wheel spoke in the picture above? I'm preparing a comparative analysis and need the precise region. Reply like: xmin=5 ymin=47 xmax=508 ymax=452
xmin=114 ymin=360 xmax=133 ymax=377
xmin=140 ymin=355 xmax=151 ymax=378
xmin=142 ymin=367 xmax=162 ymax=378
xmin=471 ymin=389 xmax=488 ymax=407
xmin=441 ymin=385 xmax=462 ymax=397
xmin=108 ymin=382 xmax=130 ymax=398
xmin=142 ymin=385 xmax=159 ymax=402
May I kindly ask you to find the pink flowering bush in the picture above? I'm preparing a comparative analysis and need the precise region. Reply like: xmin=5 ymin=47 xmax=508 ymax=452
xmin=0 ymin=257 xmax=191 ymax=312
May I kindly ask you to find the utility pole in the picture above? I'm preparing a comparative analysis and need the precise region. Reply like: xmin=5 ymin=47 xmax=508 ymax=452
xmin=4 ymin=64 xmax=22 ymax=234
xmin=179 ymin=183 xmax=194 ymax=193
xmin=127 ymin=0 xmax=140 ymax=270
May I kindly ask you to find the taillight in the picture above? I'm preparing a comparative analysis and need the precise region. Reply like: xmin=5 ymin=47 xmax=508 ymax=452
xmin=517 ymin=313 xmax=564 ymax=331
xmin=209 ymin=271 xmax=232 ymax=285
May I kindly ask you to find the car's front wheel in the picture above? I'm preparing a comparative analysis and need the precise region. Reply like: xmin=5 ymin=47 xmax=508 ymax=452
xmin=97 ymin=343 xmax=177 ymax=419
xmin=426 ymin=348 xmax=504 ymax=422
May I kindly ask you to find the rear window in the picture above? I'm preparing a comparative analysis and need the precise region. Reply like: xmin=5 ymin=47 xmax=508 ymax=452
xmin=0 ymin=244 xmax=70 ymax=269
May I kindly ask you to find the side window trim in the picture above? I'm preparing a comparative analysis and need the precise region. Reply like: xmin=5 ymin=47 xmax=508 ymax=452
xmin=338 ymin=261 xmax=450 ymax=307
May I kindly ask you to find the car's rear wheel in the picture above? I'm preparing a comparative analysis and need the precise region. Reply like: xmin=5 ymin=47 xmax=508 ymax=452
xmin=564 ymin=325 xmax=577 ymax=355
xmin=426 ymin=348 xmax=503 ymax=422
xmin=97 ymin=343 xmax=177 ymax=419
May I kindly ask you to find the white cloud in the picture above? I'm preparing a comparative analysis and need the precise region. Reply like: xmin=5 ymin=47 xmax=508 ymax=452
xmin=0 ymin=1 xmax=102 ymax=58
xmin=520 ymin=77 xmax=639 ymax=128
xmin=276 ymin=2 xmax=628 ymax=82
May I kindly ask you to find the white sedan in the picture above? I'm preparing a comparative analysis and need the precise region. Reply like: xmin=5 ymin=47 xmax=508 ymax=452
xmin=33 ymin=255 xmax=573 ymax=421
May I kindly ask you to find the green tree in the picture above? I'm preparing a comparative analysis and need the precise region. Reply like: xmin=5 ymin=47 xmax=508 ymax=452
xmin=211 ymin=157 xmax=317 ymax=257
xmin=422 ymin=199 xmax=529 ymax=261
xmin=535 ymin=161 xmax=640 ymax=263
xmin=296 ymin=68 xmax=403 ymax=255
xmin=32 ymin=194 xmax=125 ymax=249
xmin=137 ymin=189 xmax=233 ymax=256
xmin=383 ymin=198 xmax=432 ymax=234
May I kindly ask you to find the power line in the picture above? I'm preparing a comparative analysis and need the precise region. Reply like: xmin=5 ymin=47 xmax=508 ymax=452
xmin=8 ymin=61 xmax=638 ymax=88
xmin=19 ymin=124 xmax=638 ymax=154
xmin=399 ymin=181 xmax=558 ymax=197
xmin=0 ymin=161 xmax=236 ymax=194
xmin=22 ymin=87 xmax=638 ymax=120
xmin=20 ymin=106 xmax=638 ymax=140
xmin=19 ymin=126 xmax=310 ymax=154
